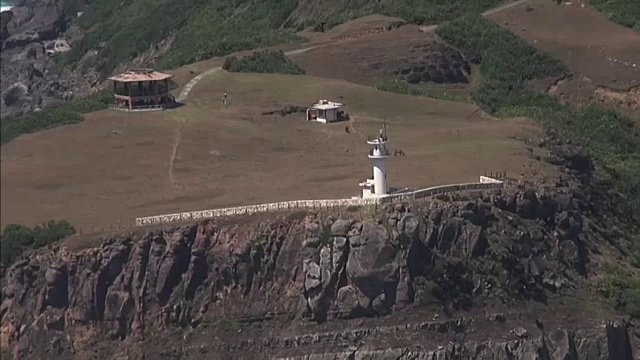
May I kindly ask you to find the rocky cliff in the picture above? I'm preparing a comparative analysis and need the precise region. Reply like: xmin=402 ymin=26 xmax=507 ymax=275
xmin=1 ymin=154 xmax=639 ymax=359
xmin=0 ymin=0 xmax=97 ymax=117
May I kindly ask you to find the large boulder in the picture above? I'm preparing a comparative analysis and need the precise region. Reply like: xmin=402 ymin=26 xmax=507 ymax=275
xmin=346 ymin=221 xmax=399 ymax=309
xmin=406 ymin=72 xmax=421 ymax=84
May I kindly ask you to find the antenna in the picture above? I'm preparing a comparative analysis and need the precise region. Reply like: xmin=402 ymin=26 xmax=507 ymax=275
xmin=383 ymin=119 xmax=388 ymax=141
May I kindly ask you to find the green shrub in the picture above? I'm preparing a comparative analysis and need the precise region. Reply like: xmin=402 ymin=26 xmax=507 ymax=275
xmin=590 ymin=0 xmax=640 ymax=30
xmin=436 ymin=15 xmax=640 ymax=217
xmin=319 ymin=227 xmax=332 ymax=248
xmin=223 ymin=50 xmax=305 ymax=75
xmin=0 ymin=221 xmax=76 ymax=274
xmin=598 ymin=265 xmax=640 ymax=318
xmin=1 ymin=89 xmax=112 ymax=145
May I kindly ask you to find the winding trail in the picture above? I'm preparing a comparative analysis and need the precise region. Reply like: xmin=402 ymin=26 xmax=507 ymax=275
xmin=176 ymin=45 xmax=323 ymax=102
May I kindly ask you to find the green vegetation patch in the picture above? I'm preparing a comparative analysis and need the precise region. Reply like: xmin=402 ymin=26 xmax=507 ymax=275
xmin=1 ymin=90 xmax=112 ymax=145
xmin=296 ymin=0 xmax=501 ymax=31
xmin=223 ymin=50 xmax=305 ymax=75
xmin=590 ymin=0 xmax=640 ymax=31
xmin=61 ymin=0 xmax=304 ymax=77
xmin=59 ymin=0 xmax=510 ymax=78
xmin=598 ymin=264 xmax=640 ymax=318
xmin=436 ymin=15 xmax=640 ymax=218
xmin=1 ymin=221 xmax=76 ymax=274
xmin=381 ymin=0 xmax=501 ymax=27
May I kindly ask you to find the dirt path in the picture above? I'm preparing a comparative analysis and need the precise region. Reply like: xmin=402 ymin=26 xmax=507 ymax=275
xmin=177 ymin=46 xmax=324 ymax=102
xmin=419 ymin=0 xmax=533 ymax=32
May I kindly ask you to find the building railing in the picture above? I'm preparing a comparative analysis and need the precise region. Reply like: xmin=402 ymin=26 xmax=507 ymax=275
xmin=134 ymin=176 xmax=506 ymax=226
xmin=368 ymin=148 xmax=390 ymax=157
xmin=114 ymin=89 xmax=169 ymax=97
xmin=109 ymin=104 xmax=166 ymax=112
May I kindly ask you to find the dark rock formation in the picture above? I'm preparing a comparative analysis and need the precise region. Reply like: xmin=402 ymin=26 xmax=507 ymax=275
xmin=0 ymin=0 xmax=97 ymax=117
xmin=1 ymin=185 xmax=636 ymax=358
xmin=396 ymin=41 xmax=472 ymax=86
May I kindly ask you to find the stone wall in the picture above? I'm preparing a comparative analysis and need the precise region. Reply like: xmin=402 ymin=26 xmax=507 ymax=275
xmin=135 ymin=176 xmax=504 ymax=226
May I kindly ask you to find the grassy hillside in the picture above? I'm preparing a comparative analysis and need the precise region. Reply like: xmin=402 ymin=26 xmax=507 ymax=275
xmin=437 ymin=15 xmax=640 ymax=229
xmin=590 ymin=0 xmax=640 ymax=31
xmin=62 ymin=0 xmax=304 ymax=77
xmin=59 ymin=0 xmax=505 ymax=79
xmin=223 ymin=50 xmax=306 ymax=75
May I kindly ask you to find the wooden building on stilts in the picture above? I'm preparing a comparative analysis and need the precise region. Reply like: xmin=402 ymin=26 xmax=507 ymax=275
xmin=108 ymin=68 xmax=174 ymax=112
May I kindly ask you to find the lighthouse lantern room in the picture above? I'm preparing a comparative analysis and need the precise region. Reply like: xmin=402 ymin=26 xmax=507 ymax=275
xmin=359 ymin=122 xmax=390 ymax=199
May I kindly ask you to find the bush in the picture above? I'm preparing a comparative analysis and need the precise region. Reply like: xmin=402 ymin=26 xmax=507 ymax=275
xmin=223 ymin=50 xmax=305 ymax=75
xmin=436 ymin=15 xmax=640 ymax=218
xmin=0 ymin=221 xmax=76 ymax=274
xmin=598 ymin=265 xmax=640 ymax=318
xmin=590 ymin=0 xmax=640 ymax=30
xmin=1 ymin=89 xmax=112 ymax=145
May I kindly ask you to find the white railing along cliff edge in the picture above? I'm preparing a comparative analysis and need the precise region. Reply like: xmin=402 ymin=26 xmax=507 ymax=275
xmin=135 ymin=177 xmax=504 ymax=226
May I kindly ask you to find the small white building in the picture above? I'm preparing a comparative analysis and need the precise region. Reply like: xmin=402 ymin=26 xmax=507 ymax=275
xmin=359 ymin=125 xmax=390 ymax=199
xmin=306 ymin=100 xmax=345 ymax=123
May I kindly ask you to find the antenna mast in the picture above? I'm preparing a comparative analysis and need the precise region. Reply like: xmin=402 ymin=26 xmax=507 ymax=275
xmin=383 ymin=119 xmax=388 ymax=141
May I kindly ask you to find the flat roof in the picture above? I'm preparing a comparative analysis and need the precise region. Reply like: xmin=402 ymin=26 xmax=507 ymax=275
xmin=311 ymin=104 xmax=342 ymax=110
xmin=109 ymin=69 xmax=173 ymax=83
xmin=310 ymin=100 xmax=343 ymax=110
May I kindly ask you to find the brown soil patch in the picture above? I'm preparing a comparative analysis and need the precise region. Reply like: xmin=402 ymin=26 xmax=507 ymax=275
xmin=489 ymin=0 xmax=640 ymax=92
xmin=1 ymin=71 xmax=553 ymax=233
xmin=290 ymin=25 xmax=435 ymax=86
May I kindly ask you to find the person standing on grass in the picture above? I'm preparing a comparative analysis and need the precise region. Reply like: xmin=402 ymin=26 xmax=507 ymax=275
xmin=222 ymin=91 xmax=228 ymax=105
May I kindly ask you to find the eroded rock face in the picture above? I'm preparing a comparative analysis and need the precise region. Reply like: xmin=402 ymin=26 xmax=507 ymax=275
xmin=0 ymin=180 xmax=637 ymax=358
xmin=396 ymin=41 xmax=472 ymax=85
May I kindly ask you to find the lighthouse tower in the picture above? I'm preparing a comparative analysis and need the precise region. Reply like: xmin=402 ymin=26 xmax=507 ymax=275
xmin=359 ymin=123 xmax=390 ymax=199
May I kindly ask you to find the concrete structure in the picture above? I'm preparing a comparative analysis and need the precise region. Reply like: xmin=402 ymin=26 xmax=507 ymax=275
xmin=307 ymin=100 xmax=345 ymax=123
xmin=45 ymin=39 xmax=72 ymax=56
xmin=359 ymin=125 xmax=390 ymax=199
xmin=108 ymin=69 xmax=173 ymax=112
xmin=135 ymin=176 xmax=506 ymax=226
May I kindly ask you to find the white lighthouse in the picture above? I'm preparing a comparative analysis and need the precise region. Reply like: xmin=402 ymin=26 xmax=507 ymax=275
xmin=359 ymin=123 xmax=390 ymax=199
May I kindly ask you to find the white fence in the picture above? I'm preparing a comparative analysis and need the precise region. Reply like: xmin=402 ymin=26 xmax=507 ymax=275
xmin=108 ymin=104 xmax=165 ymax=112
xmin=135 ymin=198 xmax=380 ymax=226
xmin=135 ymin=177 xmax=504 ymax=227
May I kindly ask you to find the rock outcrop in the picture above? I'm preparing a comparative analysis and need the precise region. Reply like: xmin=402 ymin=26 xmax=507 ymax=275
xmin=396 ymin=41 xmax=472 ymax=85
xmin=1 ymin=177 xmax=638 ymax=358
xmin=0 ymin=0 xmax=97 ymax=117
